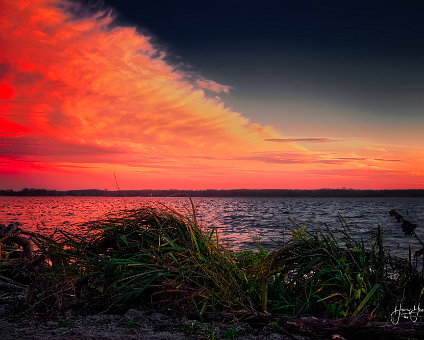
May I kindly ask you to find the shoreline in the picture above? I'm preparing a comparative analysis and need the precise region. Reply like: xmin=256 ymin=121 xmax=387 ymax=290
xmin=1 ymin=305 xmax=423 ymax=339
xmin=0 ymin=306 xmax=316 ymax=340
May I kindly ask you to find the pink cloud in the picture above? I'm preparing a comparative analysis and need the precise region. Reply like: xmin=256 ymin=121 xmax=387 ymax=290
xmin=195 ymin=78 xmax=231 ymax=94
xmin=374 ymin=158 xmax=401 ymax=162
xmin=265 ymin=138 xmax=342 ymax=143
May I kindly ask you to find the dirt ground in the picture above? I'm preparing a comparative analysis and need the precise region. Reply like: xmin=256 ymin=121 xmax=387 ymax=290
xmin=0 ymin=303 xmax=316 ymax=340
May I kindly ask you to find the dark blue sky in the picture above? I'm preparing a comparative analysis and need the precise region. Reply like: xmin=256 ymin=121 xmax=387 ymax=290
xmin=75 ymin=0 xmax=424 ymax=139
xmin=96 ymin=1 xmax=424 ymax=53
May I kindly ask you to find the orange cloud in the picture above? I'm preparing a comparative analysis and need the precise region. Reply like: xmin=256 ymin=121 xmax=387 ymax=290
xmin=0 ymin=3 xmax=287 ymax=144
xmin=0 ymin=81 xmax=15 ymax=100
xmin=195 ymin=78 xmax=231 ymax=94
xmin=265 ymin=138 xmax=342 ymax=143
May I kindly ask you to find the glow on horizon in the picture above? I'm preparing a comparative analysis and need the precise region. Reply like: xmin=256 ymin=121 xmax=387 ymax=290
xmin=0 ymin=0 xmax=423 ymax=190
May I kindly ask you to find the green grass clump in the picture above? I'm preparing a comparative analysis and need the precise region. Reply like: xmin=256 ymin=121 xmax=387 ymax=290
xmin=36 ymin=204 xmax=256 ymax=315
xmin=257 ymin=219 xmax=385 ymax=318
xmin=3 ymin=203 xmax=423 ymax=321
xmin=251 ymin=217 xmax=424 ymax=320
xmin=178 ymin=320 xmax=216 ymax=339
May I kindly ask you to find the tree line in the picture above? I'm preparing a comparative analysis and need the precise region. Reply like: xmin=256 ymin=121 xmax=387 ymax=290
xmin=1 ymin=188 xmax=424 ymax=197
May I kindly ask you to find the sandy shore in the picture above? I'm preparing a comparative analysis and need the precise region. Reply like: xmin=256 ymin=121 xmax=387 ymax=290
xmin=0 ymin=305 xmax=315 ymax=340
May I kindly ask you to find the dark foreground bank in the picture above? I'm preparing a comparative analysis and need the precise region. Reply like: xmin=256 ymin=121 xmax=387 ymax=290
xmin=2 ymin=305 xmax=424 ymax=339
xmin=0 ymin=306 xmax=313 ymax=340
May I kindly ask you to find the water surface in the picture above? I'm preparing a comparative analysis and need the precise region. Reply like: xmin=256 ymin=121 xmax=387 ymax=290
xmin=1 ymin=196 xmax=423 ymax=259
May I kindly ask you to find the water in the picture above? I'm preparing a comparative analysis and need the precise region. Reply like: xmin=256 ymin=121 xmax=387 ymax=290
xmin=1 ymin=196 xmax=423 ymax=259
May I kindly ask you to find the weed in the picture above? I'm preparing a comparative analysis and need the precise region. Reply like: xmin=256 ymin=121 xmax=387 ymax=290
xmin=178 ymin=321 xmax=215 ymax=338
xmin=57 ymin=320 xmax=70 ymax=328
xmin=266 ymin=321 xmax=280 ymax=332
xmin=122 ymin=320 xmax=139 ymax=328
xmin=223 ymin=326 xmax=239 ymax=339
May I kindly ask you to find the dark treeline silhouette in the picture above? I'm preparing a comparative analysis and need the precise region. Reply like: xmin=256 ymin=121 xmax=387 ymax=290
xmin=1 ymin=188 xmax=424 ymax=197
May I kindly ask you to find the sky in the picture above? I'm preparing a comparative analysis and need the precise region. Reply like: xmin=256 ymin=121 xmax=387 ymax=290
xmin=0 ymin=0 xmax=423 ymax=190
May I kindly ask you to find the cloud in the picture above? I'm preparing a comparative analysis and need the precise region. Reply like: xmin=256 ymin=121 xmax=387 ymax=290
xmin=0 ymin=81 xmax=15 ymax=99
xmin=374 ymin=158 xmax=401 ymax=162
xmin=0 ymin=0 xmax=292 ymax=171
xmin=0 ymin=134 xmax=120 ymax=162
xmin=239 ymin=151 xmax=348 ymax=165
xmin=265 ymin=138 xmax=342 ymax=143
xmin=334 ymin=157 xmax=367 ymax=161
xmin=195 ymin=78 xmax=231 ymax=94
xmin=306 ymin=168 xmax=404 ymax=178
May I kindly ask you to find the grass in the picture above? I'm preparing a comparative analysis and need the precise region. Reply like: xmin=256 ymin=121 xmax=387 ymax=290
xmin=1 ymin=203 xmax=423 ymax=321
xmin=223 ymin=326 xmax=239 ymax=339
xmin=178 ymin=320 xmax=216 ymax=339
xmin=258 ymin=219 xmax=386 ymax=318
xmin=18 ymin=203 xmax=255 ymax=316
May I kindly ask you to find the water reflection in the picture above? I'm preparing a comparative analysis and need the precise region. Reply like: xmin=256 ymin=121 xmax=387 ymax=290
xmin=0 ymin=196 xmax=423 ymax=258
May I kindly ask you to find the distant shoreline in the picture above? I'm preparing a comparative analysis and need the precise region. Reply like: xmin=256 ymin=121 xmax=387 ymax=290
xmin=1 ymin=188 xmax=424 ymax=197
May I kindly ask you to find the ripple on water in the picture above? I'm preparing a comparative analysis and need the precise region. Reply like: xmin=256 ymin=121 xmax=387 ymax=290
xmin=0 ymin=196 xmax=423 ymax=258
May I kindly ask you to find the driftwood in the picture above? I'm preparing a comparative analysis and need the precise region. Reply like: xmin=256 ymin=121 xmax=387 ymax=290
xmin=279 ymin=315 xmax=424 ymax=339
xmin=0 ymin=273 xmax=26 ymax=291
xmin=206 ymin=312 xmax=424 ymax=339
xmin=0 ymin=222 xmax=33 ymax=260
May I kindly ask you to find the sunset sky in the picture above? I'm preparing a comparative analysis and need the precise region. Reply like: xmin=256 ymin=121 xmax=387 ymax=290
xmin=1 ymin=0 xmax=423 ymax=190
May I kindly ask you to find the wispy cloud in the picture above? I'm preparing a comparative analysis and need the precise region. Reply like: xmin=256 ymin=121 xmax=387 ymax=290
xmin=265 ymin=138 xmax=342 ymax=143
xmin=239 ymin=152 xmax=351 ymax=165
xmin=334 ymin=157 xmax=367 ymax=161
xmin=374 ymin=158 xmax=401 ymax=162
xmin=0 ymin=135 xmax=120 ymax=162
xmin=0 ymin=0 xmax=292 ymax=172
xmin=195 ymin=78 xmax=231 ymax=94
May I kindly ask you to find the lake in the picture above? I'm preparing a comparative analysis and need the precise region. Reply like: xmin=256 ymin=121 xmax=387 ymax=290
xmin=1 ymin=196 xmax=423 ymax=259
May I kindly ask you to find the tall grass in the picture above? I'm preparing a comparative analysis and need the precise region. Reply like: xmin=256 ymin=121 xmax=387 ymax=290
xmin=2 ymin=203 xmax=423 ymax=320
xmin=28 ymin=204 xmax=256 ymax=316
xmin=255 ymin=218 xmax=386 ymax=318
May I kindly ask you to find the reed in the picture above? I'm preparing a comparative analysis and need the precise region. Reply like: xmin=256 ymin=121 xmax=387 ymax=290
xmin=254 ymin=218 xmax=386 ymax=318
xmin=28 ymin=203 xmax=256 ymax=315
xmin=1 ymin=203 xmax=423 ymax=321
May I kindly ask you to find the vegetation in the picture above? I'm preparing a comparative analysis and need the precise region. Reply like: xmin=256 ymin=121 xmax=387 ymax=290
xmin=0 ymin=203 xmax=423 ymax=322
xmin=1 ymin=188 xmax=424 ymax=197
